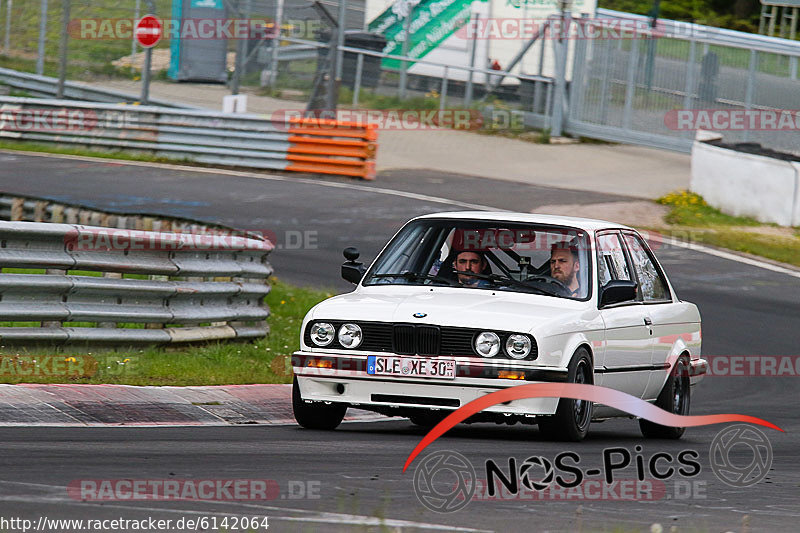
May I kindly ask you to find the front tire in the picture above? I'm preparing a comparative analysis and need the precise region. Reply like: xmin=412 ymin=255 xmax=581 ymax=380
xmin=538 ymin=348 xmax=593 ymax=442
xmin=292 ymin=377 xmax=347 ymax=430
xmin=640 ymin=356 xmax=690 ymax=439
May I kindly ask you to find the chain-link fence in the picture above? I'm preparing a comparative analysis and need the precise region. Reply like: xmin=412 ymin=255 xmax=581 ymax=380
xmin=1 ymin=2 xmax=799 ymax=154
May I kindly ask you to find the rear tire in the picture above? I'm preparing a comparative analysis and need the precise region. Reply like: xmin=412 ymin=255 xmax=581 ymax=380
xmin=640 ymin=356 xmax=690 ymax=439
xmin=292 ymin=377 xmax=347 ymax=430
xmin=538 ymin=348 xmax=593 ymax=442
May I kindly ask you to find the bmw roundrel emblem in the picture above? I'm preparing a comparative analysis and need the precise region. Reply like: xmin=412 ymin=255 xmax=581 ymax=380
xmin=413 ymin=312 xmax=427 ymax=318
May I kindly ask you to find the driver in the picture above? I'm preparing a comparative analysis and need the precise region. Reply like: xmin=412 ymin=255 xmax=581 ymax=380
xmin=549 ymin=243 xmax=582 ymax=297
xmin=453 ymin=251 xmax=491 ymax=288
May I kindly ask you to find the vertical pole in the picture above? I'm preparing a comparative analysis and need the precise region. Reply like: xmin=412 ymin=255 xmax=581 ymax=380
xmin=56 ymin=0 xmax=69 ymax=98
xmin=4 ymin=0 xmax=12 ymax=53
xmin=682 ymin=38 xmax=696 ymax=110
xmin=36 ymin=0 xmax=48 ymax=75
xmin=768 ymin=5 xmax=778 ymax=36
xmin=567 ymin=17 xmax=588 ymax=124
xmin=268 ymin=0 xmax=284 ymax=86
xmin=398 ymin=5 xmax=413 ymax=100
xmin=790 ymin=55 xmax=797 ymax=81
xmin=743 ymin=49 xmax=757 ymax=142
xmin=791 ymin=8 xmax=798 ymax=40
xmin=141 ymin=47 xmax=152 ymax=103
xmin=599 ymin=39 xmax=611 ymax=123
xmin=439 ymin=66 xmax=448 ymax=112
xmin=537 ymin=22 xmax=546 ymax=76
xmin=465 ymin=13 xmax=479 ymax=107
xmin=132 ymin=0 xmax=140 ymax=75
xmin=335 ymin=0 xmax=347 ymax=80
xmin=622 ymin=38 xmax=640 ymax=130
xmin=352 ymin=51 xmax=363 ymax=106
xmin=550 ymin=8 xmax=570 ymax=137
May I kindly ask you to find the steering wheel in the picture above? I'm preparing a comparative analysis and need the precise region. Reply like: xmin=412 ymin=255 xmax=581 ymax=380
xmin=524 ymin=275 xmax=571 ymax=296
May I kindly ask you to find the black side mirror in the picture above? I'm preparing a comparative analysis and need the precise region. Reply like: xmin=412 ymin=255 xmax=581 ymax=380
xmin=342 ymin=247 xmax=367 ymax=284
xmin=599 ymin=280 xmax=638 ymax=307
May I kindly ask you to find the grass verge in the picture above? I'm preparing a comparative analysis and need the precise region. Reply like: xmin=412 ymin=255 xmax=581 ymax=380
xmin=654 ymin=191 xmax=800 ymax=268
xmin=0 ymin=278 xmax=333 ymax=386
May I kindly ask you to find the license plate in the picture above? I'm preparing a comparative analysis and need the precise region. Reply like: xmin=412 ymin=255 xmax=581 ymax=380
xmin=367 ymin=356 xmax=456 ymax=380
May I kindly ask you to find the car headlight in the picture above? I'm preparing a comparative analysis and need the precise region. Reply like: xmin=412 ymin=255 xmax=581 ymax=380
xmin=505 ymin=334 xmax=532 ymax=359
xmin=338 ymin=323 xmax=363 ymax=349
xmin=310 ymin=322 xmax=335 ymax=346
xmin=475 ymin=332 xmax=500 ymax=358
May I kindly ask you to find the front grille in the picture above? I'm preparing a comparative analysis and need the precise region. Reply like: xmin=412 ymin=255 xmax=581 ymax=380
xmin=371 ymin=394 xmax=460 ymax=407
xmin=304 ymin=320 xmax=537 ymax=360
xmin=393 ymin=325 xmax=416 ymax=355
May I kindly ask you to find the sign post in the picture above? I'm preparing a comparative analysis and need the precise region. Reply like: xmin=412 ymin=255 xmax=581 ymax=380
xmin=135 ymin=14 xmax=162 ymax=104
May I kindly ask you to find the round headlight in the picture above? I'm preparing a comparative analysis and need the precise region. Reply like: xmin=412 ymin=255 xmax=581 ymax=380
xmin=338 ymin=323 xmax=363 ymax=349
xmin=505 ymin=334 xmax=532 ymax=359
xmin=475 ymin=332 xmax=500 ymax=358
xmin=310 ymin=322 xmax=335 ymax=346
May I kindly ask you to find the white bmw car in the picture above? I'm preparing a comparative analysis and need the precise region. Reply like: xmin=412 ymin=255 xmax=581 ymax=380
xmin=292 ymin=212 xmax=707 ymax=441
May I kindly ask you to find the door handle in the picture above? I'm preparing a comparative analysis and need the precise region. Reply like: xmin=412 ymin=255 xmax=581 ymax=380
xmin=644 ymin=317 xmax=653 ymax=326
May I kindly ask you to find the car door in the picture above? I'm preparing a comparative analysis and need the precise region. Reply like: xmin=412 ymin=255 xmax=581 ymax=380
xmin=596 ymin=231 xmax=653 ymax=398
xmin=621 ymin=231 xmax=678 ymax=401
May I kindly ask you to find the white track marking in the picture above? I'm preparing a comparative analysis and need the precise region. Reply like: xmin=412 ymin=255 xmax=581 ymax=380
xmin=3 ymin=149 xmax=799 ymax=278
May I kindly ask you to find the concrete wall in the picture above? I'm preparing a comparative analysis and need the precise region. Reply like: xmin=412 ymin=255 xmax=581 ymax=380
xmin=690 ymin=141 xmax=800 ymax=227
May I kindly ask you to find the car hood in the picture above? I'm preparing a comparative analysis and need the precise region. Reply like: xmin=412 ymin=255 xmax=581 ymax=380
xmin=310 ymin=286 xmax=587 ymax=334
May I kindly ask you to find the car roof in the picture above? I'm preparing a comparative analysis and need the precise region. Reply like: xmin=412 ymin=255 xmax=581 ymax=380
xmin=413 ymin=211 xmax=634 ymax=232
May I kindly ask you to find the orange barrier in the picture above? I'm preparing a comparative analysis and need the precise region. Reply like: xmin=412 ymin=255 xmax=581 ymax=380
xmin=286 ymin=118 xmax=378 ymax=180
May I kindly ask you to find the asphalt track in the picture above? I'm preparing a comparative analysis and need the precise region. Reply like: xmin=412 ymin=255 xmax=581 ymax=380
xmin=1 ymin=152 xmax=799 ymax=532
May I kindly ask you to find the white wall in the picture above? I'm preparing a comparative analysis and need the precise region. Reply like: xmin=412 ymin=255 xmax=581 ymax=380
xmin=690 ymin=141 xmax=800 ymax=227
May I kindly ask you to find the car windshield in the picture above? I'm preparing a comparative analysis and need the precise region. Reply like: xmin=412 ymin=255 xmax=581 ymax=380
xmin=363 ymin=219 xmax=591 ymax=300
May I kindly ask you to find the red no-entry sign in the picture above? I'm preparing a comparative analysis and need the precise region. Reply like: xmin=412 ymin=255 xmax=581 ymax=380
xmin=135 ymin=15 xmax=162 ymax=48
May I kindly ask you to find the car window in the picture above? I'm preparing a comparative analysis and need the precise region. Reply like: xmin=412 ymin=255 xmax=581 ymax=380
xmin=623 ymin=233 xmax=670 ymax=302
xmin=596 ymin=232 xmax=631 ymax=286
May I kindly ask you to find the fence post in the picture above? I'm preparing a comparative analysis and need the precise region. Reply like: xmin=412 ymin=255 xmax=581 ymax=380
xmin=36 ymin=0 xmax=48 ymax=76
xmin=399 ymin=6 xmax=413 ymax=100
xmin=550 ymin=15 xmax=570 ymax=137
xmin=682 ymin=38 xmax=697 ymax=110
xmin=4 ymin=0 xmax=12 ymax=53
xmin=567 ymin=18 xmax=588 ymax=126
xmin=56 ymin=0 xmax=69 ymax=99
xmin=622 ymin=38 xmax=640 ymax=131
xmin=743 ymin=49 xmax=758 ymax=142
xmin=599 ymin=39 xmax=612 ymax=124
xmin=465 ymin=13 xmax=480 ymax=107
xmin=352 ymin=52 xmax=364 ymax=106
xmin=440 ymin=66 xmax=448 ymax=112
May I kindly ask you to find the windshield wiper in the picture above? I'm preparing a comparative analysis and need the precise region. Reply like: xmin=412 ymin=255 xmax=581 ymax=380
xmin=454 ymin=270 xmax=557 ymax=296
xmin=370 ymin=271 xmax=459 ymax=286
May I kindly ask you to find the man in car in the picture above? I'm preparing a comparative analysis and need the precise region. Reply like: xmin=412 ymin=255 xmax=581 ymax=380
xmin=549 ymin=243 xmax=582 ymax=297
xmin=453 ymin=250 xmax=491 ymax=288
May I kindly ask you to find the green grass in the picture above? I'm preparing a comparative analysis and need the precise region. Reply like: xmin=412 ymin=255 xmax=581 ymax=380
xmin=656 ymin=190 xmax=800 ymax=267
xmin=0 ymin=278 xmax=335 ymax=385
xmin=0 ymin=139 xmax=191 ymax=164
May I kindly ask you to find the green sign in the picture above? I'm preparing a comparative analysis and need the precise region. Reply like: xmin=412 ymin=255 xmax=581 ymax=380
xmin=368 ymin=0 xmax=480 ymax=69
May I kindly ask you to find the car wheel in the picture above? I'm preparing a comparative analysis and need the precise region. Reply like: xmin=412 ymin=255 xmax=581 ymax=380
xmin=538 ymin=348 xmax=593 ymax=442
xmin=292 ymin=377 xmax=347 ymax=430
xmin=409 ymin=410 xmax=448 ymax=429
xmin=640 ymin=356 xmax=690 ymax=439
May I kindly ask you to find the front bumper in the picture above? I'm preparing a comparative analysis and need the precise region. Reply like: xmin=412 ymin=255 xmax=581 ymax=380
xmin=292 ymin=351 xmax=567 ymax=416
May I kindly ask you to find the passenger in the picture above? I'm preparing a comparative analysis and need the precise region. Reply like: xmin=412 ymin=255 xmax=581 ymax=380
xmin=453 ymin=250 xmax=491 ymax=288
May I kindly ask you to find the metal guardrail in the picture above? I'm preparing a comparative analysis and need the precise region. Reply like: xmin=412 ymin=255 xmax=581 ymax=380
xmin=0 ymin=221 xmax=273 ymax=346
xmin=0 ymin=68 xmax=197 ymax=109
xmin=0 ymin=96 xmax=378 ymax=179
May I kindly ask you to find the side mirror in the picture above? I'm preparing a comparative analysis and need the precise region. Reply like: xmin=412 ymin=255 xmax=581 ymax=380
xmin=599 ymin=280 xmax=638 ymax=307
xmin=342 ymin=247 xmax=367 ymax=284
